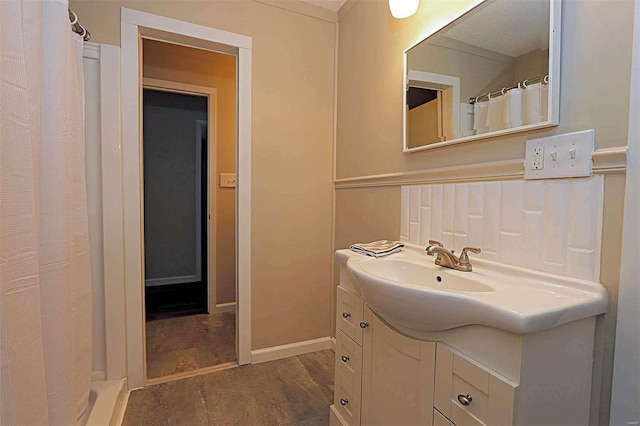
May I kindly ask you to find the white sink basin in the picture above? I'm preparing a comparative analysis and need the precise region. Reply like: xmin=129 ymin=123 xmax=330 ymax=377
xmin=358 ymin=258 xmax=493 ymax=293
xmin=338 ymin=244 xmax=608 ymax=334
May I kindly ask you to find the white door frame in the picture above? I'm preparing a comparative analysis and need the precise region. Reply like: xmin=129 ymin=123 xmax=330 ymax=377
xmin=121 ymin=8 xmax=252 ymax=389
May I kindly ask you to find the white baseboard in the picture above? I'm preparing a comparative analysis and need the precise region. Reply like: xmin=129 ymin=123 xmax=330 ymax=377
xmin=251 ymin=336 xmax=334 ymax=364
xmin=211 ymin=301 xmax=236 ymax=314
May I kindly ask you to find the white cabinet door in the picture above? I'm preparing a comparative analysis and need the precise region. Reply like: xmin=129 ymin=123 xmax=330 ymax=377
xmin=361 ymin=307 xmax=436 ymax=425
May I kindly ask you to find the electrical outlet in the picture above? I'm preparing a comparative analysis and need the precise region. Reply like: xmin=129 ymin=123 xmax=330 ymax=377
xmin=532 ymin=146 xmax=544 ymax=169
xmin=525 ymin=130 xmax=595 ymax=180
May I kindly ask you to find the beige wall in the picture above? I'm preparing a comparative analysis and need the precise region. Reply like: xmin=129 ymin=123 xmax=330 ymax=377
xmin=143 ymin=39 xmax=237 ymax=305
xmin=336 ymin=0 xmax=634 ymax=423
xmin=333 ymin=187 xmax=401 ymax=333
xmin=514 ymin=48 xmax=549 ymax=83
xmin=72 ymin=0 xmax=336 ymax=349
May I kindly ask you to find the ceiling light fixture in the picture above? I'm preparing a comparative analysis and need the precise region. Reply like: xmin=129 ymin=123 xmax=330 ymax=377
xmin=389 ymin=0 xmax=419 ymax=18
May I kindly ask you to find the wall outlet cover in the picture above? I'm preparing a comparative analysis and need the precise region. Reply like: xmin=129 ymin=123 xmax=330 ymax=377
xmin=524 ymin=130 xmax=595 ymax=180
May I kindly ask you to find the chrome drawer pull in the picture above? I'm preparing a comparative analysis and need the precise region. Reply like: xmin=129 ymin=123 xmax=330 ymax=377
xmin=341 ymin=355 xmax=350 ymax=363
xmin=340 ymin=398 xmax=349 ymax=406
xmin=342 ymin=312 xmax=351 ymax=318
xmin=457 ymin=394 xmax=473 ymax=406
xmin=359 ymin=321 xmax=369 ymax=328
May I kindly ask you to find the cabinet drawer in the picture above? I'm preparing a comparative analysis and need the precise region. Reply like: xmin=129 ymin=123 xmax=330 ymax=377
xmin=336 ymin=286 xmax=364 ymax=346
xmin=334 ymin=372 xmax=361 ymax=426
xmin=450 ymin=373 xmax=488 ymax=425
xmin=435 ymin=343 xmax=516 ymax=426
xmin=335 ymin=328 xmax=363 ymax=393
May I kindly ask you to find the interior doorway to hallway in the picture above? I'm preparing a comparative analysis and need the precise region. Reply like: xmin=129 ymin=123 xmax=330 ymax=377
xmin=120 ymin=7 xmax=253 ymax=388
xmin=143 ymin=88 xmax=209 ymax=319
xmin=141 ymin=39 xmax=238 ymax=380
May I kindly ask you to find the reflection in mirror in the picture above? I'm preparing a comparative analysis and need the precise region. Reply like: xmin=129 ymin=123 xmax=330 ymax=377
xmin=404 ymin=0 xmax=560 ymax=151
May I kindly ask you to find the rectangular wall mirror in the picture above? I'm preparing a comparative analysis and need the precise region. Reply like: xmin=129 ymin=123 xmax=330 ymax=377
xmin=404 ymin=0 xmax=561 ymax=152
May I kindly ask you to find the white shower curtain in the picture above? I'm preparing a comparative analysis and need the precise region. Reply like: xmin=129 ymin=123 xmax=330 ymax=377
xmin=522 ymin=82 xmax=549 ymax=125
xmin=473 ymin=82 xmax=548 ymax=135
xmin=0 ymin=0 xmax=92 ymax=424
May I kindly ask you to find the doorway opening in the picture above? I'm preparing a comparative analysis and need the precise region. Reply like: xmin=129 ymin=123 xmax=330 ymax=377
xmin=143 ymin=89 xmax=209 ymax=319
xmin=406 ymin=86 xmax=446 ymax=146
xmin=141 ymin=39 xmax=237 ymax=380
xmin=120 ymin=8 xmax=252 ymax=388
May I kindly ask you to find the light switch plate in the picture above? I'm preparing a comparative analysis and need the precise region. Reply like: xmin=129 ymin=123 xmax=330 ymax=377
xmin=524 ymin=130 xmax=595 ymax=180
xmin=220 ymin=173 xmax=236 ymax=188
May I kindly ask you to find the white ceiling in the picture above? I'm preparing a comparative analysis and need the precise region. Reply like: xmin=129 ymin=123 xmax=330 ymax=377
xmin=301 ymin=0 xmax=549 ymax=58
xmin=443 ymin=0 xmax=550 ymax=57
xmin=301 ymin=0 xmax=348 ymax=12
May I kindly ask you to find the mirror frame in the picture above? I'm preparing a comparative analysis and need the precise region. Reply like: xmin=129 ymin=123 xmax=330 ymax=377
xmin=403 ymin=0 xmax=562 ymax=152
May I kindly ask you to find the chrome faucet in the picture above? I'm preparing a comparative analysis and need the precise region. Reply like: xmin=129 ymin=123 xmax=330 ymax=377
xmin=425 ymin=240 xmax=481 ymax=272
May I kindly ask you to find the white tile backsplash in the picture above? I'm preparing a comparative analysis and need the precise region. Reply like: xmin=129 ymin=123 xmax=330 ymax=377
xmin=400 ymin=187 xmax=409 ymax=237
xmin=409 ymin=186 xmax=421 ymax=222
xmin=482 ymin=182 xmax=502 ymax=260
xmin=400 ymin=177 xmax=604 ymax=282
xmin=431 ymin=185 xmax=443 ymax=242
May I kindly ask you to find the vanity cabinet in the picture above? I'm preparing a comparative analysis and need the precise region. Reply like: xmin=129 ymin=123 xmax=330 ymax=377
xmin=332 ymin=289 xmax=508 ymax=426
xmin=332 ymin=288 xmax=436 ymax=426
xmin=330 ymin=283 xmax=595 ymax=426
xmin=332 ymin=245 xmax=602 ymax=425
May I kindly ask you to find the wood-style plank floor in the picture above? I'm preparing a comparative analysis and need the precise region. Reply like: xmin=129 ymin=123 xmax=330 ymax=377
xmin=123 ymin=350 xmax=335 ymax=426
xmin=146 ymin=312 xmax=236 ymax=379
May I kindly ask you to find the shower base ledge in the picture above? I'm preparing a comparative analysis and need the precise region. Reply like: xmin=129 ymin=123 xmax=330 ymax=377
xmin=85 ymin=377 xmax=128 ymax=426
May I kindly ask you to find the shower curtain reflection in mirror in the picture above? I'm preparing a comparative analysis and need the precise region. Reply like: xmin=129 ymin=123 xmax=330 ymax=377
xmin=473 ymin=79 xmax=549 ymax=135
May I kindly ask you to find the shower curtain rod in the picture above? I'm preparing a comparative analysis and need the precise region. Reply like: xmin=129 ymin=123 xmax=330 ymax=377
xmin=469 ymin=74 xmax=549 ymax=104
xmin=68 ymin=9 xmax=91 ymax=41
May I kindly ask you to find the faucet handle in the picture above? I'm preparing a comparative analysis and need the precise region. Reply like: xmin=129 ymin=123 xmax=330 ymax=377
xmin=459 ymin=247 xmax=481 ymax=265
xmin=426 ymin=240 xmax=444 ymax=256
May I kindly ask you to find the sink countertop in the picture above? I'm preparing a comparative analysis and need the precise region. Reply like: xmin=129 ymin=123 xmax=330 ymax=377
xmin=336 ymin=243 xmax=609 ymax=334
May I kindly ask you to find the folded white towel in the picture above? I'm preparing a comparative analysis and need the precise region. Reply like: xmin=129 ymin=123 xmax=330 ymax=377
xmin=350 ymin=240 xmax=404 ymax=258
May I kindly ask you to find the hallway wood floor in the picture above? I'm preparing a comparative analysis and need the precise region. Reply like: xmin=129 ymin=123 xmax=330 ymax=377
xmin=146 ymin=312 xmax=236 ymax=379
xmin=123 ymin=350 xmax=335 ymax=426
